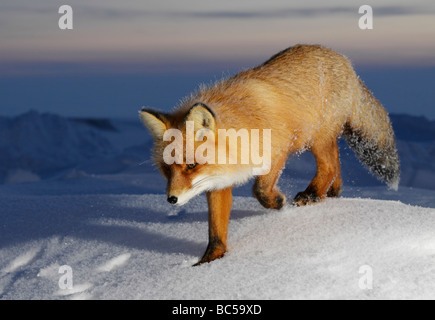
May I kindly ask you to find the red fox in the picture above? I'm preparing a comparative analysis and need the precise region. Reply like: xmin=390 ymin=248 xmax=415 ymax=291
xmin=139 ymin=44 xmax=400 ymax=265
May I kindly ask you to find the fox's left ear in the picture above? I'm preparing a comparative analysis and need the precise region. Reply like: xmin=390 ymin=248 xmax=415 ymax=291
xmin=139 ymin=108 xmax=168 ymax=140
xmin=185 ymin=103 xmax=216 ymax=132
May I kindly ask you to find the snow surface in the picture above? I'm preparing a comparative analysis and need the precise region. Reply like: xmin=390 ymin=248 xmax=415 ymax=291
xmin=1 ymin=111 xmax=435 ymax=300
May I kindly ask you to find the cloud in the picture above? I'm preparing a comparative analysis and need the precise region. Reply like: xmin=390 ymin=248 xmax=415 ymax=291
xmin=81 ymin=5 xmax=434 ymax=21
xmin=1 ymin=3 xmax=433 ymax=22
xmin=186 ymin=6 xmax=434 ymax=20
xmin=189 ymin=7 xmax=353 ymax=19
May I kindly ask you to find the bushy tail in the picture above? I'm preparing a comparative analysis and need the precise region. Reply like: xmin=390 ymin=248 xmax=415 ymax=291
xmin=344 ymin=80 xmax=400 ymax=190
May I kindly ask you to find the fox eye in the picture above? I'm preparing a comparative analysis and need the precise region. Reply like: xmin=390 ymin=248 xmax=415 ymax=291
xmin=186 ymin=163 xmax=197 ymax=171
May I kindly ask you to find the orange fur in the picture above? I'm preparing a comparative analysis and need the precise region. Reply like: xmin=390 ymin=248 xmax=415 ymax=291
xmin=140 ymin=44 xmax=399 ymax=265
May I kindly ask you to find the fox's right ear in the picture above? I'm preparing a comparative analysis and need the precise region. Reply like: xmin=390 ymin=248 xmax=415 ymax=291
xmin=139 ymin=108 xmax=168 ymax=140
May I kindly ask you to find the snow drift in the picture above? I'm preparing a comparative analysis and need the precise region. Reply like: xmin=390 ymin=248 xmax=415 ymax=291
xmin=1 ymin=183 xmax=435 ymax=299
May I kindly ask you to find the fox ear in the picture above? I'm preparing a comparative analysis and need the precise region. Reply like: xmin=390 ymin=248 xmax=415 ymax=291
xmin=185 ymin=103 xmax=216 ymax=132
xmin=139 ymin=108 xmax=168 ymax=139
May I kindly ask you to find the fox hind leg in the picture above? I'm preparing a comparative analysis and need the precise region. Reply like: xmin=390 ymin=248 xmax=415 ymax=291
xmin=327 ymin=139 xmax=342 ymax=198
xmin=294 ymin=139 xmax=342 ymax=206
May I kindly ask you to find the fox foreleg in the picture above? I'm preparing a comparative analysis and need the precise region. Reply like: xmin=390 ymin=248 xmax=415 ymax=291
xmin=194 ymin=187 xmax=233 ymax=266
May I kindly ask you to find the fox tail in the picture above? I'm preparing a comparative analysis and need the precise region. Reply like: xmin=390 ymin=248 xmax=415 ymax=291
xmin=344 ymin=80 xmax=400 ymax=190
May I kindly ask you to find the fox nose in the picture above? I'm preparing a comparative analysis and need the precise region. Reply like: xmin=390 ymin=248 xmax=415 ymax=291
xmin=167 ymin=196 xmax=178 ymax=204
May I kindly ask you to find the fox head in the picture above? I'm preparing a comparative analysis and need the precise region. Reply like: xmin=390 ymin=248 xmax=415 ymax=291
xmin=139 ymin=103 xmax=254 ymax=206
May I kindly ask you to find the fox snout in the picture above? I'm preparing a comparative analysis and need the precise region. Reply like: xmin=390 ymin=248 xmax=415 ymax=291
xmin=167 ymin=195 xmax=178 ymax=204
xmin=165 ymin=174 xmax=207 ymax=206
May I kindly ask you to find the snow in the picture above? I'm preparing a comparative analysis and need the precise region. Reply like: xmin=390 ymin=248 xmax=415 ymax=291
xmin=1 ymin=111 xmax=435 ymax=300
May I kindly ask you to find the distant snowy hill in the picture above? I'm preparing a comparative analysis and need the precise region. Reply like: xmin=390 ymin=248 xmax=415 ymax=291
xmin=0 ymin=111 xmax=151 ymax=184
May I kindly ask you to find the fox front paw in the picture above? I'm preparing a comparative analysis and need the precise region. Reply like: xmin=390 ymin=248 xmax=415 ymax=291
xmin=254 ymin=190 xmax=286 ymax=210
xmin=193 ymin=239 xmax=226 ymax=266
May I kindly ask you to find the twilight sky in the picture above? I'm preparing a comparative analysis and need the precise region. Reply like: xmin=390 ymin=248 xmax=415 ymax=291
xmin=0 ymin=0 xmax=434 ymax=118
